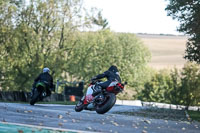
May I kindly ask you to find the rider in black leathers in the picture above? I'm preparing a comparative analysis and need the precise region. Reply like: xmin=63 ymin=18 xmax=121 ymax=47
xmin=31 ymin=67 xmax=54 ymax=97
xmin=91 ymin=65 xmax=121 ymax=96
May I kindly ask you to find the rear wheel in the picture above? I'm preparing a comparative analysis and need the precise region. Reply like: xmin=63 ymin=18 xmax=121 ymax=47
xmin=96 ymin=93 xmax=116 ymax=114
xmin=30 ymin=89 xmax=40 ymax=105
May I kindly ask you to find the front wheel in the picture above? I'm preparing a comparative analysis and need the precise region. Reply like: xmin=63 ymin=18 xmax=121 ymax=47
xmin=30 ymin=89 xmax=40 ymax=105
xmin=96 ymin=93 xmax=116 ymax=114
xmin=75 ymin=101 xmax=85 ymax=112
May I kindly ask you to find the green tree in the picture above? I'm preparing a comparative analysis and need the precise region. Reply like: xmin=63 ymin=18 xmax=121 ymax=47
xmin=137 ymin=70 xmax=172 ymax=103
xmin=66 ymin=30 xmax=151 ymax=87
xmin=0 ymin=0 xmax=151 ymax=93
xmin=92 ymin=11 xmax=109 ymax=29
xmin=168 ymin=68 xmax=182 ymax=105
xmin=165 ymin=0 xmax=200 ymax=63
xmin=180 ymin=63 xmax=200 ymax=107
xmin=0 ymin=0 xmax=101 ymax=91
xmin=137 ymin=63 xmax=200 ymax=106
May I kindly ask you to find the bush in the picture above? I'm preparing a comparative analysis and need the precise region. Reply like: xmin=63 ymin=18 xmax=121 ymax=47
xmin=180 ymin=63 xmax=200 ymax=106
xmin=137 ymin=62 xmax=200 ymax=106
xmin=137 ymin=69 xmax=172 ymax=103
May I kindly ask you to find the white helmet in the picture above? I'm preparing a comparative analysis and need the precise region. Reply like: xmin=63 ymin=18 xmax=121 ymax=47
xmin=43 ymin=67 xmax=50 ymax=73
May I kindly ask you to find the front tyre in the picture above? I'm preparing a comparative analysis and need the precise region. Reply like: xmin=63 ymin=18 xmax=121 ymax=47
xmin=75 ymin=101 xmax=85 ymax=112
xmin=30 ymin=89 xmax=40 ymax=105
xmin=96 ymin=93 xmax=116 ymax=114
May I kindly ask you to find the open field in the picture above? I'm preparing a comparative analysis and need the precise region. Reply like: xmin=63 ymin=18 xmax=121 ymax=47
xmin=137 ymin=34 xmax=188 ymax=69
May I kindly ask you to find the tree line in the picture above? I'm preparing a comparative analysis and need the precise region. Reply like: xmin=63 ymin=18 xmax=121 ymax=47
xmin=137 ymin=63 xmax=200 ymax=107
xmin=0 ymin=0 xmax=151 ymax=92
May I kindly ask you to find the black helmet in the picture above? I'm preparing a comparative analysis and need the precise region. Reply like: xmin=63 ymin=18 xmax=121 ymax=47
xmin=108 ymin=65 xmax=119 ymax=74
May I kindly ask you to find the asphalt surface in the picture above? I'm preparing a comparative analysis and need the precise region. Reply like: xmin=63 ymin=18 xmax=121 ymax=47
xmin=0 ymin=102 xmax=200 ymax=133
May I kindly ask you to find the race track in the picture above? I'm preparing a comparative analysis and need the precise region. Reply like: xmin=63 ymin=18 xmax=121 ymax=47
xmin=0 ymin=102 xmax=199 ymax=133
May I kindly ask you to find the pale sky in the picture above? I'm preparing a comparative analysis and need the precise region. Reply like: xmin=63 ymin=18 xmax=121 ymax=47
xmin=84 ymin=0 xmax=182 ymax=35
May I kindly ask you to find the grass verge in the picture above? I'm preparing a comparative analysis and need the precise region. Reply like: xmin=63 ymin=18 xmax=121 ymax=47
xmin=114 ymin=107 xmax=188 ymax=121
xmin=188 ymin=110 xmax=200 ymax=122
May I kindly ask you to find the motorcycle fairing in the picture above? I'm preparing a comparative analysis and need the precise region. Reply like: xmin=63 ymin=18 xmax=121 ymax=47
xmin=106 ymin=81 xmax=118 ymax=92
xmin=84 ymin=85 xmax=94 ymax=104
xmin=36 ymin=82 xmax=46 ymax=88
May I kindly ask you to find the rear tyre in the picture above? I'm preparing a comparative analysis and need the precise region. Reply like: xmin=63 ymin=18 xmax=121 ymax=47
xmin=30 ymin=89 xmax=40 ymax=105
xmin=96 ymin=93 xmax=116 ymax=114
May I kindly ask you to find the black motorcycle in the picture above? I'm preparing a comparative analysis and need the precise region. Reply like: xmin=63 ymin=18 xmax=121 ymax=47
xmin=30 ymin=82 xmax=53 ymax=105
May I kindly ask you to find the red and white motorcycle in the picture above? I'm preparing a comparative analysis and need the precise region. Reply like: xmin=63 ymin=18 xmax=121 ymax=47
xmin=75 ymin=80 xmax=126 ymax=114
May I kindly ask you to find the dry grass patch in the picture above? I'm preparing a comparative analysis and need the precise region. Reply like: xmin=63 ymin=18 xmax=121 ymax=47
xmin=137 ymin=34 xmax=188 ymax=69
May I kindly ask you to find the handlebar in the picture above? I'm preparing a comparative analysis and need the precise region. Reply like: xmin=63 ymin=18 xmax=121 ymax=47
xmin=91 ymin=79 xmax=102 ymax=84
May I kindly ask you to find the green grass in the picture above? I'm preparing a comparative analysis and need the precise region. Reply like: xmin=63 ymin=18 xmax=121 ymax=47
xmin=188 ymin=110 xmax=200 ymax=122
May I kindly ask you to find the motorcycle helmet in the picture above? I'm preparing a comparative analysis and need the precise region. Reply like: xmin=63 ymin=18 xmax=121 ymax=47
xmin=108 ymin=65 xmax=119 ymax=74
xmin=43 ymin=67 xmax=50 ymax=73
